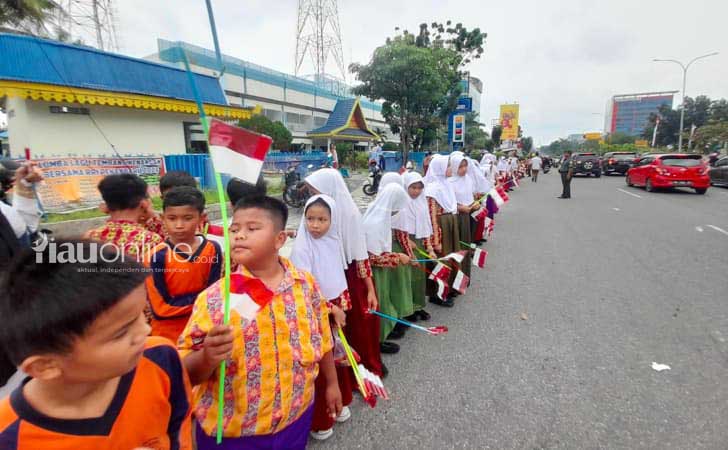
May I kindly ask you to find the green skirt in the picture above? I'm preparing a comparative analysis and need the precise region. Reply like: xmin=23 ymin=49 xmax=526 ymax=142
xmin=409 ymin=235 xmax=427 ymax=311
xmin=374 ymin=239 xmax=413 ymax=341
xmin=427 ymin=213 xmax=459 ymax=298
xmin=457 ymin=212 xmax=472 ymax=277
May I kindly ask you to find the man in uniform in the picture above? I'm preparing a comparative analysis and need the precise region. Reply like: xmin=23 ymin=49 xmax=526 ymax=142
xmin=558 ymin=151 xmax=575 ymax=199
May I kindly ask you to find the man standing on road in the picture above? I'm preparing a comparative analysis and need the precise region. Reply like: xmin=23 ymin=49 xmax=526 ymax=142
xmin=530 ymin=152 xmax=542 ymax=182
xmin=558 ymin=151 xmax=574 ymax=199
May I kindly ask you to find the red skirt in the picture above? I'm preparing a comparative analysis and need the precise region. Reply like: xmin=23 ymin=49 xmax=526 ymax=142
xmin=343 ymin=262 xmax=383 ymax=377
xmin=311 ymin=365 xmax=354 ymax=431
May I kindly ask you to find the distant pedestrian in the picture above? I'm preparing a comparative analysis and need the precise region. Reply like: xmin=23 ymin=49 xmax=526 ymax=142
xmin=530 ymin=153 xmax=542 ymax=182
xmin=558 ymin=151 xmax=575 ymax=199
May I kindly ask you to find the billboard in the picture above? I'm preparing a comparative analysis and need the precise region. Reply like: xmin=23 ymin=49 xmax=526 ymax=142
xmin=584 ymin=132 xmax=602 ymax=141
xmin=499 ymin=104 xmax=519 ymax=141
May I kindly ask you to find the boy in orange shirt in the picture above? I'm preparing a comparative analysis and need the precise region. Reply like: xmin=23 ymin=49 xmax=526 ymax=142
xmin=179 ymin=194 xmax=341 ymax=449
xmin=146 ymin=186 xmax=223 ymax=342
xmin=0 ymin=239 xmax=192 ymax=449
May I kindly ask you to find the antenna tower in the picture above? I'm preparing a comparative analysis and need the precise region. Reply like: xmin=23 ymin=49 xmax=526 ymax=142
xmin=58 ymin=0 xmax=120 ymax=52
xmin=294 ymin=0 xmax=346 ymax=83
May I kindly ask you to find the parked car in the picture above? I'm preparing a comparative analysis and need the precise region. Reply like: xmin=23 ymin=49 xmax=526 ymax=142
xmin=709 ymin=156 xmax=728 ymax=187
xmin=572 ymin=153 xmax=602 ymax=177
xmin=602 ymin=152 xmax=638 ymax=175
xmin=626 ymin=154 xmax=710 ymax=194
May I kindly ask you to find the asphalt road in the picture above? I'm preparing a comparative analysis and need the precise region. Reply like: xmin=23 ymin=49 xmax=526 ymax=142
xmin=310 ymin=171 xmax=728 ymax=450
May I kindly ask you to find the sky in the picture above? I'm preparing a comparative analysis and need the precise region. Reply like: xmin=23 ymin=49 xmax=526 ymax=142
xmin=4 ymin=0 xmax=727 ymax=146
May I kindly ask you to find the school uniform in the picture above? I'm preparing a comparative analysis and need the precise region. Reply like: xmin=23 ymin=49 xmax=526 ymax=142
xmin=0 ymin=337 xmax=192 ymax=449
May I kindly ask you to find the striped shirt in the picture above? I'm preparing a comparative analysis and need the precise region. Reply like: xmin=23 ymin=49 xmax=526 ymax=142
xmin=178 ymin=257 xmax=333 ymax=438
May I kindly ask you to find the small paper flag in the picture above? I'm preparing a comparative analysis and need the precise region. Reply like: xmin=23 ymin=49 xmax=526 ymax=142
xmin=473 ymin=248 xmax=488 ymax=268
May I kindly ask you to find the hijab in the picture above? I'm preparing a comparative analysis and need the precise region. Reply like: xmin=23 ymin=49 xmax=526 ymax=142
xmin=379 ymin=172 xmax=404 ymax=189
xmin=361 ymin=183 xmax=409 ymax=255
xmin=423 ymin=155 xmax=457 ymax=213
xmin=305 ymin=168 xmax=368 ymax=264
xmin=468 ymin=158 xmax=493 ymax=194
xmin=392 ymin=172 xmax=433 ymax=239
xmin=448 ymin=152 xmax=475 ymax=205
xmin=290 ymin=195 xmax=348 ymax=300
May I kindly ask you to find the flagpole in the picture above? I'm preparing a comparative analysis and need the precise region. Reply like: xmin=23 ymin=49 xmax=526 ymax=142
xmin=182 ymin=49 xmax=231 ymax=444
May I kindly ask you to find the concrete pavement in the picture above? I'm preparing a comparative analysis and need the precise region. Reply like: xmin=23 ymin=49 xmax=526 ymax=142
xmin=310 ymin=172 xmax=728 ymax=449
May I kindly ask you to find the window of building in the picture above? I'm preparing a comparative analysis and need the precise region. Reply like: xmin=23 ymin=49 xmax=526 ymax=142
xmin=49 ymin=106 xmax=90 ymax=115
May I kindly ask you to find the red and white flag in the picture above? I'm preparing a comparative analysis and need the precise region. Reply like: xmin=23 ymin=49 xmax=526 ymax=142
xmin=433 ymin=278 xmax=449 ymax=300
xmin=473 ymin=248 xmax=488 ymax=268
xmin=228 ymin=273 xmax=274 ymax=320
xmin=489 ymin=188 xmax=506 ymax=207
xmin=512 ymin=174 xmax=520 ymax=188
xmin=496 ymin=186 xmax=510 ymax=203
xmin=359 ymin=365 xmax=389 ymax=400
xmin=442 ymin=251 xmax=467 ymax=264
xmin=208 ymin=119 xmax=273 ymax=184
xmin=487 ymin=218 xmax=495 ymax=237
xmin=471 ymin=206 xmax=488 ymax=221
xmin=428 ymin=262 xmax=452 ymax=282
xmin=453 ymin=271 xmax=469 ymax=294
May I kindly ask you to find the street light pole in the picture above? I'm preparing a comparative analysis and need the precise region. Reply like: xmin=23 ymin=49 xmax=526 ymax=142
xmin=653 ymin=52 xmax=718 ymax=151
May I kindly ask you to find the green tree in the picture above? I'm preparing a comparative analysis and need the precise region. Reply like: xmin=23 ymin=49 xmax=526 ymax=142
xmin=709 ymin=99 xmax=728 ymax=123
xmin=463 ymin=112 xmax=489 ymax=150
xmin=491 ymin=125 xmax=503 ymax=147
xmin=643 ymin=103 xmax=681 ymax=147
xmin=693 ymin=122 xmax=728 ymax=153
xmin=0 ymin=0 xmax=57 ymax=36
xmin=520 ymin=136 xmax=533 ymax=153
xmin=351 ymin=22 xmax=486 ymax=161
xmin=238 ymin=115 xmax=293 ymax=150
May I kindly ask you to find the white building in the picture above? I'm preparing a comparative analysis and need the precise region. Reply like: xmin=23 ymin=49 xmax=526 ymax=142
xmin=146 ymin=39 xmax=393 ymax=150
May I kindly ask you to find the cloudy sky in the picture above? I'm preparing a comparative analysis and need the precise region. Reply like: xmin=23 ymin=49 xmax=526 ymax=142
xmin=41 ymin=0 xmax=728 ymax=145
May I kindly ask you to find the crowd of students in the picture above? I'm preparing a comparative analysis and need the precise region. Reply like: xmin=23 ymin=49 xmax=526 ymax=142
xmin=0 ymin=150 xmax=525 ymax=449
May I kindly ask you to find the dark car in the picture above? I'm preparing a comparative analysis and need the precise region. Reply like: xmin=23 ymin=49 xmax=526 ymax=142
xmin=572 ymin=153 xmax=602 ymax=177
xmin=602 ymin=152 xmax=638 ymax=175
xmin=709 ymin=156 xmax=728 ymax=187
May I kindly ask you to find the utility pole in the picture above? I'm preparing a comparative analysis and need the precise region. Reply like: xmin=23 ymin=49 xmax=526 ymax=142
xmin=653 ymin=52 xmax=718 ymax=151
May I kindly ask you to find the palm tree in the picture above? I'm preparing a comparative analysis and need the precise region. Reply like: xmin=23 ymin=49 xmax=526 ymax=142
xmin=0 ymin=0 xmax=59 ymax=36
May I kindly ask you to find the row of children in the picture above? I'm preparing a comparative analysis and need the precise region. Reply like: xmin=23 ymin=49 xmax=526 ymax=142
xmin=0 ymin=150 xmax=516 ymax=448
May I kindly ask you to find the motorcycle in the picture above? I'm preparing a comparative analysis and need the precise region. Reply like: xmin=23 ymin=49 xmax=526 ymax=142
xmin=542 ymin=158 xmax=551 ymax=174
xmin=282 ymin=165 xmax=310 ymax=208
xmin=362 ymin=162 xmax=382 ymax=196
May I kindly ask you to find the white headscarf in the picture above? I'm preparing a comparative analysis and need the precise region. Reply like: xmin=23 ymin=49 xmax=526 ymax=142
xmin=497 ymin=157 xmax=509 ymax=173
xmin=362 ymin=183 xmax=409 ymax=255
xmin=468 ymin=158 xmax=493 ymax=194
xmin=480 ymin=151 xmax=496 ymax=166
xmin=290 ymin=195 xmax=348 ymax=300
xmin=305 ymin=168 xmax=368 ymax=264
xmin=379 ymin=172 xmax=404 ymax=189
xmin=423 ymin=154 xmax=457 ymax=214
xmin=392 ymin=172 xmax=433 ymax=239
xmin=448 ymin=152 xmax=475 ymax=205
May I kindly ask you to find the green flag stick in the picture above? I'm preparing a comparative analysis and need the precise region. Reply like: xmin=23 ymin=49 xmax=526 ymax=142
xmin=182 ymin=51 xmax=232 ymax=444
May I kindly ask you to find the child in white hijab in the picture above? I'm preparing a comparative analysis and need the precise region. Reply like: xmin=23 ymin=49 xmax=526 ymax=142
xmin=290 ymin=194 xmax=354 ymax=438
xmin=392 ymin=172 xmax=434 ymax=321
xmin=362 ymin=183 xmax=414 ymax=344
xmin=448 ymin=152 xmax=475 ymax=280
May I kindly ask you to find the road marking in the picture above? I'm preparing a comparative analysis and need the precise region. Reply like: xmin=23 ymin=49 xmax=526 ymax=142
xmin=695 ymin=226 xmax=704 ymax=232
xmin=617 ymin=188 xmax=642 ymax=199
xmin=707 ymin=225 xmax=728 ymax=237
xmin=612 ymin=207 xmax=620 ymax=211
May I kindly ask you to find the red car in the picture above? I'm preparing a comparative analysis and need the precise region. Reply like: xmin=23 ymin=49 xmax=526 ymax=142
xmin=626 ymin=154 xmax=710 ymax=195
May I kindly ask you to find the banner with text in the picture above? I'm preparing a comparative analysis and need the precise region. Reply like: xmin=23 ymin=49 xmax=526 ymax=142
xmin=499 ymin=104 xmax=520 ymax=141
xmin=34 ymin=157 xmax=165 ymax=213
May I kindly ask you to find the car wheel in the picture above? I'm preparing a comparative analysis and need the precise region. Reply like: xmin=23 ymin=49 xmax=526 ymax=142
xmin=626 ymin=175 xmax=633 ymax=187
xmin=595 ymin=172 xmax=601 ymax=178
xmin=695 ymin=188 xmax=707 ymax=195
xmin=646 ymin=178 xmax=654 ymax=192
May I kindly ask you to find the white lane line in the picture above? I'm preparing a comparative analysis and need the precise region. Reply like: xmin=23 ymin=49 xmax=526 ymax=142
xmin=707 ymin=225 xmax=728 ymax=237
xmin=612 ymin=207 xmax=620 ymax=211
xmin=617 ymin=188 xmax=642 ymax=199
xmin=696 ymin=226 xmax=704 ymax=232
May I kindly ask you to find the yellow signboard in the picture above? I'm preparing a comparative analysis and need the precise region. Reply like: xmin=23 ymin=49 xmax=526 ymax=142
xmin=583 ymin=132 xmax=602 ymax=141
xmin=499 ymin=104 xmax=520 ymax=141
xmin=635 ymin=140 xmax=649 ymax=148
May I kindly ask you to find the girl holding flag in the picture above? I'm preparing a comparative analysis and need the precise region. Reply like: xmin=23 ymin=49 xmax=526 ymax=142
xmin=392 ymin=171 xmax=435 ymax=322
xmin=290 ymin=195 xmax=354 ymax=441
xmin=423 ymin=154 xmax=459 ymax=307
xmin=304 ymin=169 xmax=388 ymax=376
xmin=448 ymin=152 xmax=476 ymax=279
xmin=468 ymin=158 xmax=493 ymax=244
xmin=361 ymin=183 xmax=413 ymax=344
